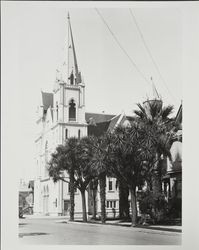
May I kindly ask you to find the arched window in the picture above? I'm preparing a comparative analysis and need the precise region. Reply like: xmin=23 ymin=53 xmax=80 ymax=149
xmin=69 ymin=99 xmax=76 ymax=121
xmin=78 ymin=129 xmax=81 ymax=139
xmin=56 ymin=102 xmax=58 ymax=121
xmin=70 ymin=71 xmax=74 ymax=85
xmin=65 ymin=129 xmax=68 ymax=140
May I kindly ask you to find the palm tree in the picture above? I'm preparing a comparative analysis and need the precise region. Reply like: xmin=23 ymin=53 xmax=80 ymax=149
xmin=118 ymin=180 xmax=130 ymax=219
xmin=48 ymin=137 xmax=79 ymax=221
xmin=89 ymin=178 xmax=98 ymax=219
xmin=49 ymin=137 xmax=96 ymax=222
xmin=108 ymin=124 xmax=156 ymax=226
xmin=91 ymin=135 xmax=112 ymax=224
xmin=73 ymin=136 xmax=95 ymax=222
xmin=134 ymin=99 xmax=174 ymax=194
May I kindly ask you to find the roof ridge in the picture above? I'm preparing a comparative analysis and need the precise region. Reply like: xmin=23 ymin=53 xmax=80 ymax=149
xmin=85 ymin=112 xmax=115 ymax=116
xmin=110 ymin=113 xmax=121 ymax=120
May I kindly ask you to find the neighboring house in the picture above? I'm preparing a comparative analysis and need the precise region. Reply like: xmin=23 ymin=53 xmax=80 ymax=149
xmin=163 ymin=104 xmax=182 ymax=218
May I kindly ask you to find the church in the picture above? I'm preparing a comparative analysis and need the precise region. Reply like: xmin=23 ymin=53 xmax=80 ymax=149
xmin=33 ymin=14 xmax=132 ymax=216
xmin=33 ymin=14 xmax=182 ymax=219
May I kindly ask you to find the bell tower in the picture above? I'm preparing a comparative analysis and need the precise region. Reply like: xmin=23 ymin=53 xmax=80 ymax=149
xmin=53 ymin=13 xmax=87 ymax=142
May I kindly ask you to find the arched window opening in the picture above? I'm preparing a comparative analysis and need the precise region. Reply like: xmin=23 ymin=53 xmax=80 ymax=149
xmin=78 ymin=129 xmax=81 ymax=139
xmin=69 ymin=99 xmax=76 ymax=121
xmin=56 ymin=102 xmax=58 ymax=121
xmin=69 ymin=71 xmax=74 ymax=85
xmin=65 ymin=129 xmax=68 ymax=140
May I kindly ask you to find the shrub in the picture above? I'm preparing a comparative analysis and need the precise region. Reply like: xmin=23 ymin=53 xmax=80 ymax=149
xmin=139 ymin=190 xmax=168 ymax=224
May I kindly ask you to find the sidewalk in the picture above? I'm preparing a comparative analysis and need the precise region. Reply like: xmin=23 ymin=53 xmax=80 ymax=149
xmin=60 ymin=218 xmax=182 ymax=233
xmin=100 ymin=219 xmax=182 ymax=232
xmin=22 ymin=215 xmax=182 ymax=233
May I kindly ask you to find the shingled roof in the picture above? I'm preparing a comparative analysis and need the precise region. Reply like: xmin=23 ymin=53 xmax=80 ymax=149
xmin=87 ymin=113 xmax=135 ymax=137
xmin=88 ymin=121 xmax=111 ymax=137
xmin=107 ymin=114 xmax=121 ymax=132
xmin=85 ymin=113 xmax=115 ymax=124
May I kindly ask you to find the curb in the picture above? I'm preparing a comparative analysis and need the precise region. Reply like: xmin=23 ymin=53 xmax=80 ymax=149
xmin=60 ymin=220 xmax=182 ymax=234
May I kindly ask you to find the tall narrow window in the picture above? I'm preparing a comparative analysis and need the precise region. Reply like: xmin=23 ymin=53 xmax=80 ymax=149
xmin=56 ymin=102 xmax=58 ymax=121
xmin=69 ymin=71 xmax=74 ymax=85
xmin=78 ymin=129 xmax=81 ymax=139
xmin=45 ymin=141 xmax=48 ymax=177
xmin=65 ymin=129 xmax=68 ymax=140
xmin=69 ymin=99 xmax=76 ymax=121
xmin=108 ymin=180 xmax=113 ymax=191
xmin=115 ymin=180 xmax=118 ymax=190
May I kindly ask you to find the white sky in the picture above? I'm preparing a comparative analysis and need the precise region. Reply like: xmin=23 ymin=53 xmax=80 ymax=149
xmin=2 ymin=2 xmax=182 ymax=181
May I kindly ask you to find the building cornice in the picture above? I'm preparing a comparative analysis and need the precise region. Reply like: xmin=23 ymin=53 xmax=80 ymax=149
xmin=40 ymin=177 xmax=50 ymax=182
xmin=65 ymin=84 xmax=80 ymax=91
xmin=58 ymin=122 xmax=88 ymax=127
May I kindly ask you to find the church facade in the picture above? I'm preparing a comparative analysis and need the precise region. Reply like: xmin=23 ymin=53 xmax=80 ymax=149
xmin=33 ymin=15 xmax=132 ymax=216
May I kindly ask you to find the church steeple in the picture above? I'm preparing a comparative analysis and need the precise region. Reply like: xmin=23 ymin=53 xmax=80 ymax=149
xmin=67 ymin=13 xmax=82 ymax=85
xmin=53 ymin=13 xmax=86 ymax=125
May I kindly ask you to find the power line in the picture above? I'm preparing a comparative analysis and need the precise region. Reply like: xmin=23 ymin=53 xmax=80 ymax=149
xmin=95 ymin=8 xmax=152 ymax=87
xmin=129 ymin=8 xmax=177 ymax=103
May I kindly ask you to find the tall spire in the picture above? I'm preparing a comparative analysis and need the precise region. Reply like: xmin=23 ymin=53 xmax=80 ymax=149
xmin=67 ymin=13 xmax=82 ymax=85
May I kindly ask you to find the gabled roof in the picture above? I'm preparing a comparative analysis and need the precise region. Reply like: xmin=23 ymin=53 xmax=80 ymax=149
xmin=108 ymin=114 xmax=121 ymax=132
xmin=88 ymin=121 xmax=111 ymax=137
xmin=42 ymin=92 xmax=53 ymax=111
xmin=108 ymin=114 xmax=135 ymax=132
xmin=87 ymin=112 xmax=135 ymax=136
xmin=85 ymin=112 xmax=115 ymax=124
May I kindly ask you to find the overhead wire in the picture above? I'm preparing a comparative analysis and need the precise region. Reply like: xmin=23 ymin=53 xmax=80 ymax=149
xmin=95 ymin=8 xmax=152 ymax=87
xmin=129 ymin=8 xmax=177 ymax=103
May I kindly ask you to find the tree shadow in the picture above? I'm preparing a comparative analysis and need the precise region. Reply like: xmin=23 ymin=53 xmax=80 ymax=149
xmin=19 ymin=232 xmax=49 ymax=238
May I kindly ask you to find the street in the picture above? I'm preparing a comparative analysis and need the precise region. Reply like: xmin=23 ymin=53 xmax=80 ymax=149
xmin=19 ymin=217 xmax=181 ymax=245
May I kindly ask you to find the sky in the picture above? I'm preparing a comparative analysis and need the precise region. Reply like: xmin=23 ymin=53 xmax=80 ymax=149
xmin=2 ymin=2 xmax=182 ymax=181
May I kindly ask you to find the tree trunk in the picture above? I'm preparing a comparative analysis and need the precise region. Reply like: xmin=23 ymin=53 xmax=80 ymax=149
xmin=99 ymin=174 xmax=106 ymax=224
xmin=91 ymin=180 xmax=98 ymax=219
xmin=152 ymin=154 xmax=162 ymax=195
xmin=119 ymin=181 xmax=130 ymax=219
xmin=80 ymin=189 xmax=87 ymax=222
xmin=152 ymin=170 xmax=162 ymax=195
xmin=92 ymin=189 xmax=97 ymax=219
xmin=129 ymin=187 xmax=137 ymax=227
xmin=69 ymin=172 xmax=75 ymax=221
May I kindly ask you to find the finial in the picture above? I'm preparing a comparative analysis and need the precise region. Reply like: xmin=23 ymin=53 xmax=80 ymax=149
xmin=67 ymin=12 xmax=70 ymax=20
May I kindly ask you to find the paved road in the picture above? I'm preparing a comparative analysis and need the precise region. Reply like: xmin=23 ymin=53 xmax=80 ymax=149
xmin=19 ymin=217 xmax=181 ymax=245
